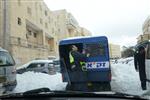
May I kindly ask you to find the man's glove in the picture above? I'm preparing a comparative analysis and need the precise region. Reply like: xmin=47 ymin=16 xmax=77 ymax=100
xmin=71 ymin=65 xmax=76 ymax=69
xmin=87 ymin=53 xmax=90 ymax=57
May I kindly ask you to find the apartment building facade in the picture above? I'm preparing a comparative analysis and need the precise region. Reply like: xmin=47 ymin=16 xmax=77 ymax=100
xmin=0 ymin=0 xmax=58 ymax=65
xmin=109 ymin=44 xmax=121 ymax=59
xmin=77 ymin=27 xmax=92 ymax=36
xmin=53 ymin=10 xmax=92 ymax=41
xmin=0 ymin=0 xmax=92 ymax=65
xmin=137 ymin=16 xmax=150 ymax=43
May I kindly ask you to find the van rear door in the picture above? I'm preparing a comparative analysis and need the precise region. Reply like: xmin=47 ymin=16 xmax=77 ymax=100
xmin=84 ymin=41 xmax=111 ymax=82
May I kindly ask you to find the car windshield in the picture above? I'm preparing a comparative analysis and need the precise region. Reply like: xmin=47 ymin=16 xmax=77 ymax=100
xmin=0 ymin=51 xmax=15 ymax=66
xmin=27 ymin=63 xmax=45 ymax=68
xmin=0 ymin=0 xmax=150 ymax=99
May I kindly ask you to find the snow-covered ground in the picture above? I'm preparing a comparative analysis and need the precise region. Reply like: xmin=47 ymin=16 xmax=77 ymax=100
xmin=13 ymin=72 xmax=67 ymax=93
xmin=13 ymin=57 xmax=150 ymax=99
xmin=111 ymin=57 xmax=150 ymax=99
xmin=110 ymin=57 xmax=143 ymax=95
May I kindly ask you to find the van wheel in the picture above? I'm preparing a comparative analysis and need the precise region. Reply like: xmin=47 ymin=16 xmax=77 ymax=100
xmin=66 ymin=84 xmax=72 ymax=91
xmin=66 ymin=83 xmax=89 ymax=91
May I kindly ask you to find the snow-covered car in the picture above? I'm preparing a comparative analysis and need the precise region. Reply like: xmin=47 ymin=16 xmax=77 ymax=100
xmin=16 ymin=60 xmax=56 ymax=74
xmin=0 ymin=47 xmax=17 ymax=93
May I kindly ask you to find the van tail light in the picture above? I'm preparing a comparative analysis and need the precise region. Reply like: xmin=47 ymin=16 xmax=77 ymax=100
xmin=109 ymin=72 xmax=112 ymax=81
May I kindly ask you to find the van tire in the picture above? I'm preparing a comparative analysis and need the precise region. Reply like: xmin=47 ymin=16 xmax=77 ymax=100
xmin=66 ymin=83 xmax=89 ymax=91
xmin=88 ymin=82 xmax=111 ymax=91
xmin=66 ymin=82 xmax=111 ymax=92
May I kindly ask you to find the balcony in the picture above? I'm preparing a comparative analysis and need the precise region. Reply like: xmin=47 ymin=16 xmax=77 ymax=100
xmin=10 ymin=36 xmax=49 ymax=50
xmin=66 ymin=13 xmax=79 ymax=29
xmin=45 ymin=32 xmax=54 ymax=39
xmin=26 ymin=19 xmax=42 ymax=32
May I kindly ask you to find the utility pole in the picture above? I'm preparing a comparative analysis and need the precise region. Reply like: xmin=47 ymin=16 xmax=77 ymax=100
xmin=2 ymin=0 xmax=10 ymax=51
xmin=0 ymin=1 xmax=4 ymax=47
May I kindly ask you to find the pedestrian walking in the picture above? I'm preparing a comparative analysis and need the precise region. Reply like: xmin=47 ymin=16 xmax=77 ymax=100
xmin=134 ymin=46 xmax=147 ymax=90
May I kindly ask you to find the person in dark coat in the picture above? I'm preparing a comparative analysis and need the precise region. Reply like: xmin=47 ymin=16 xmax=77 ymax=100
xmin=69 ymin=45 xmax=89 ymax=71
xmin=67 ymin=45 xmax=90 ymax=91
xmin=134 ymin=46 xmax=147 ymax=90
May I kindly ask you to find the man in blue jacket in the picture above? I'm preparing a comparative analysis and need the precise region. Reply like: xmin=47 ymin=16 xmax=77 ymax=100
xmin=68 ymin=45 xmax=90 ymax=91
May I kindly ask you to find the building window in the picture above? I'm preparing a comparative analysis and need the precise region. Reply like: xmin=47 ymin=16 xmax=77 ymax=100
xmin=39 ymin=4 xmax=42 ymax=11
xmin=18 ymin=17 xmax=21 ymax=25
xmin=45 ymin=10 xmax=47 ymax=16
xmin=27 ymin=29 xmax=32 ymax=35
xmin=45 ymin=23 xmax=48 ymax=29
xmin=26 ymin=34 xmax=29 ymax=39
xmin=146 ymin=28 xmax=148 ymax=32
xmin=18 ymin=0 xmax=21 ymax=6
xmin=40 ymin=18 xmax=43 ymax=24
xmin=17 ymin=37 xmax=21 ymax=44
xmin=33 ymin=32 xmax=37 ymax=38
xmin=48 ymin=17 xmax=50 ymax=23
xmin=27 ymin=7 xmax=32 ymax=15
xmin=57 ymin=15 xmax=59 ymax=19
xmin=28 ymin=44 xmax=32 ymax=48
xmin=58 ymin=28 xmax=60 ymax=32
xmin=55 ymin=21 xmax=57 ymax=27
xmin=52 ymin=28 xmax=54 ymax=33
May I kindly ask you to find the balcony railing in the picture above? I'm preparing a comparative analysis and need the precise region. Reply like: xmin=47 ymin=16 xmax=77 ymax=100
xmin=10 ymin=36 xmax=49 ymax=50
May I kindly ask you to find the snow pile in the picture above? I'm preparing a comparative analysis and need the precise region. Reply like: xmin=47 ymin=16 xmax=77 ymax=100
xmin=13 ymin=72 xmax=67 ymax=93
xmin=13 ymin=57 xmax=150 ymax=99
xmin=110 ymin=57 xmax=145 ymax=95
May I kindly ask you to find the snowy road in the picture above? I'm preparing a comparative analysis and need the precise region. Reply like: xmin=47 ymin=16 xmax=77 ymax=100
xmin=13 ymin=57 xmax=150 ymax=98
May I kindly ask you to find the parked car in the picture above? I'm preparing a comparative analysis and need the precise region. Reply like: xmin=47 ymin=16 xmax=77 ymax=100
xmin=53 ymin=59 xmax=61 ymax=73
xmin=0 ymin=47 xmax=17 ymax=93
xmin=17 ymin=60 xmax=56 ymax=75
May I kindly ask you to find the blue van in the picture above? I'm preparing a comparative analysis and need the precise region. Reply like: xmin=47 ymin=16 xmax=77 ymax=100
xmin=59 ymin=36 xmax=111 ymax=91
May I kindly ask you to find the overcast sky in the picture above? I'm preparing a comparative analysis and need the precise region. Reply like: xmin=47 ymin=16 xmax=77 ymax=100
xmin=44 ymin=0 xmax=150 ymax=47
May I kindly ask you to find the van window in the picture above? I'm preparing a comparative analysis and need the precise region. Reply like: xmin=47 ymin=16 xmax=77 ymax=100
xmin=85 ymin=43 xmax=105 ymax=57
xmin=0 ymin=51 xmax=15 ymax=66
xmin=27 ymin=63 xmax=45 ymax=68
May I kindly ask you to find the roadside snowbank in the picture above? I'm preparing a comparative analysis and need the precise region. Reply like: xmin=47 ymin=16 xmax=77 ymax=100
xmin=13 ymin=72 xmax=67 ymax=93
xmin=110 ymin=62 xmax=143 ymax=95
xmin=14 ymin=57 xmax=149 ymax=99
